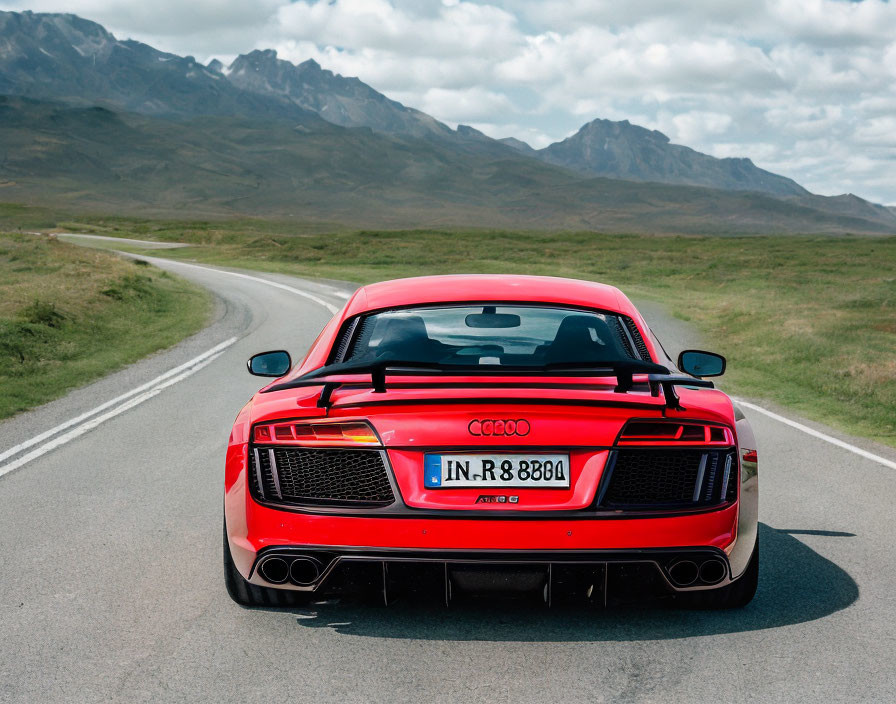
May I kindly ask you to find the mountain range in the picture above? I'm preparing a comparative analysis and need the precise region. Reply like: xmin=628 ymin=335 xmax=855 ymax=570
xmin=1 ymin=10 xmax=894 ymax=233
xmin=524 ymin=119 xmax=807 ymax=196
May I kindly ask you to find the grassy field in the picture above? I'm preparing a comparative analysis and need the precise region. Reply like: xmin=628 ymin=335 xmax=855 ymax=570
xmin=3 ymin=206 xmax=895 ymax=446
xmin=0 ymin=231 xmax=211 ymax=419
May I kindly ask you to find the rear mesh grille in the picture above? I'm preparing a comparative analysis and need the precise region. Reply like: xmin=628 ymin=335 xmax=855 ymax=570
xmin=331 ymin=317 xmax=360 ymax=363
xmin=622 ymin=316 xmax=651 ymax=361
xmin=598 ymin=449 xmax=737 ymax=509
xmin=250 ymin=447 xmax=395 ymax=507
xmin=612 ymin=317 xmax=636 ymax=358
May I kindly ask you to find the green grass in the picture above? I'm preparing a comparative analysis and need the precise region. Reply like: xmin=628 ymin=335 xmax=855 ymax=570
xmin=0 ymin=232 xmax=212 ymax=419
xmin=3 ymin=207 xmax=895 ymax=447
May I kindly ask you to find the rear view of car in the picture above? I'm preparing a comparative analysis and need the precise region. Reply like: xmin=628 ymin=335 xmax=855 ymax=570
xmin=224 ymin=275 xmax=758 ymax=608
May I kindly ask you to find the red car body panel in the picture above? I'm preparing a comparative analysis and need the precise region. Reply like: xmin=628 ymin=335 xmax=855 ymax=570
xmin=224 ymin=275 xmax=759 ymax=602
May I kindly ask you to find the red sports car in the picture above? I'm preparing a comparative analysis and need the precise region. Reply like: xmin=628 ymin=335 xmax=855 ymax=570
xmin=224 ymin=275 xmax=759 ymax=608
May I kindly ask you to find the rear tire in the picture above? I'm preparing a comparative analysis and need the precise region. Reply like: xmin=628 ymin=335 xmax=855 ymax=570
xmin=677 ymin=540 xmax=759 ymax=610
xmin=223 ymin=521 xmax=311 ymax=608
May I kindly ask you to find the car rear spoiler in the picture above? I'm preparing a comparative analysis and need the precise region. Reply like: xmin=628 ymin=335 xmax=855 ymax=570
xmin=261 ymin=359 xmax=714 ymax=411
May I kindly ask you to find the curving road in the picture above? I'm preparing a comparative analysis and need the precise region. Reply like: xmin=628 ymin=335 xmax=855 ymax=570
xmin=1 ymin=250 xmax=895 ymax=703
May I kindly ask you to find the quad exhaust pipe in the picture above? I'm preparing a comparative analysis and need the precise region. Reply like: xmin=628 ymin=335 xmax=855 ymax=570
xmin=697 ymin=558 xmax=727 ymax=585
xmin=668 ymin=560 xmax=699 ymax=586
xmin=257 ymin=553 xmax=729 ymax=595
xmin=258 ymin=557 xmax=290 ymax=584
xmin=289 ymin=557 xmax=322 ymax=585
xmin=668 ymin=558 xmax=727 ymax=587
xmin=258 ymin=555 xmax=322 ymax=586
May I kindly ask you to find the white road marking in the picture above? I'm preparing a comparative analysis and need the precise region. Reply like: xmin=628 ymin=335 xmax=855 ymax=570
xmin=136 ymin=258 xmax=342 ymax=314
xmin=56 ymin=233 xmax=351 ymax=307
xmin=0 ymin=351 xmax=226 ymax=478
xmin=1 ymin=253 xmax=347 ymax=477
xmin=735 ymin=398 xmax=896 ymax=471
xmin=0 ymin=337 xmax=238 ymax=467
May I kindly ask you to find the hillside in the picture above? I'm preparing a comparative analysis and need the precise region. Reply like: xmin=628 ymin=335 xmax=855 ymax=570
xmin=518 ymin=119 xmax=808 ymax=197
xmin=1 ymin=10 xmax=895 ymax=233
xmin=0 ymin=10 xmax=324 ymax=125
xmin=2 ymin=96 xmax=894 ymax=234
xmin=225 ymin=50 xmax=453 ymax=140
xmin=0 ymin=11 xmax=815 ymax=190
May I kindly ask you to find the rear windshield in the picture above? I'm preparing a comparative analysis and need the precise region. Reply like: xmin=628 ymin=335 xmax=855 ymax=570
xmin=343 ymin=305 xmax=644 ymax=367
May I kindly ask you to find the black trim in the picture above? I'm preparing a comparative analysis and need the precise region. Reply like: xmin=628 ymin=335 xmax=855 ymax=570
xmin=677 ymin=349 xmax=727 ymax=378
xmin=247 ymin=350 xmax=292 ymax=377
xmin=611 ymin=417 xmax=734 ymax=446
xmin=327 ymin=397 xmax=669 ymax=411
xmin=250 ymin=445 xmax=399 ymax=510
xmin=382 ymin=443 xmax=726 ymax=452
xmin=596 ymin=448 xmax=736 ymax=510
xmin=263 ymin=359 xmax=712 ymax=412
xmin=317 ymin=383 xmax=340 ymax=408
xmin=253 ymin=544 xmax=729 ymax=562
xmin=623 ymin=316 xmax=652 ymax=361
xmin=323 ymin=381 xmax=650 ymax=390
xmin=247 ymin=544 xmax=732 ymax=595
xmin=613 ymin=316 xmax=638 ymax=359
xmin=248 ymin=490 xmax=735 ymax=520
xmin=331 ymin=317 xmax=360 ymax=364
xmin=271 ymin=359 xmax=669 ymax=390
xmin=595 ymin=450 xmax=618 ymax=506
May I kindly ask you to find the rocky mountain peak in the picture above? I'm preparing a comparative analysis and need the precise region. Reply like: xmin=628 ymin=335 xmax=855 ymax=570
xmin=224 ymin=49 xmax=453 ymax=138
xmin=456 ymin=124 xmax=488 ymax=139
xmin=539 ymin=116 xmax=806 ymax=196
xmin=297 ymin=58 xmax=321 ymax=71
xmin=0 ymin=9 xmax=117 ymax=61
xmin=0 ymin=10 xmax=325 ymax=124
xmin=0 ymin=9 xmax=827 ymax=201
xmin=577 ymin=118 xmax=671 ymax=145
xmin=498 ymin=136 xmax=536 ymax=155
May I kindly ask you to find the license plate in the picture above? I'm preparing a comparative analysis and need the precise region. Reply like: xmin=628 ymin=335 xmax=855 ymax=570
xmin=424 ymin=453 xmax=570 ymax=488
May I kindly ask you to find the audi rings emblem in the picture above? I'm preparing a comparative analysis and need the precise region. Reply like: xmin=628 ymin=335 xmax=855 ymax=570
xmin=468 ymin=419 xmax=530 ymax=436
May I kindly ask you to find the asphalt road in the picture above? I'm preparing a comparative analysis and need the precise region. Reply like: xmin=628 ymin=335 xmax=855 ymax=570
xmin=1 ymin=251 xmax=895 ymax=703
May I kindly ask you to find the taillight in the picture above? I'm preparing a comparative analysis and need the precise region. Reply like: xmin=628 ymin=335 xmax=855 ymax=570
xmin=617 ymin=420 xmax=733 ymax=446
xmin=742 ymin=449 xmax=758 ymax=463
xmin=252 ymin=420 xmax=379 ymax=446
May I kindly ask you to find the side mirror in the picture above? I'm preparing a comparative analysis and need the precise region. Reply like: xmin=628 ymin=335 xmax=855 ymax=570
xmin=247 ymin=350 xmax=291 ymax=377
xmin=678 ymin=349 xmax=726 ymax=378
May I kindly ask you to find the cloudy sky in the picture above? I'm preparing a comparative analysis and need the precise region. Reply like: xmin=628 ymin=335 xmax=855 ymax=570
xmin=5 ymin=0 xmax=896 ymax=203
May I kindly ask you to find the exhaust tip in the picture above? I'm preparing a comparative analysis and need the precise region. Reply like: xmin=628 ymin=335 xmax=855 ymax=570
xmin=289 ymin=557 xmax=322 ymax=586
xmin=668 ymin=560 xmax=699 ymax=587
xmin=259 ymin=557 xmax=290 ymax=584
xmin=698 ymin=559 xmax=727 ymax=585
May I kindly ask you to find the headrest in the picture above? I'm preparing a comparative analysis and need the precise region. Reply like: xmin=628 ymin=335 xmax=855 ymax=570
xmin=379 ymin=315 xmax=430 ymax=345
xmin=553 ymin=315 xmax=605 ymax=345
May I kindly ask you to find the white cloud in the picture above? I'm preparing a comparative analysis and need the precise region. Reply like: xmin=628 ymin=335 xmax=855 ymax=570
xmin=274 ymin=0 xmax=520 ymax=59
xmin=667 ymin=112 xmax=733 ymax=145
xmin=854 ymin=117 xmax=896 ymax=147
xmin=3 ymin=0 xmax=285 ymax=38
xmin=414 ymin=87 xmax=514 ymax=123
xmin=3 ymin=0 xmax=896 ymax=202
